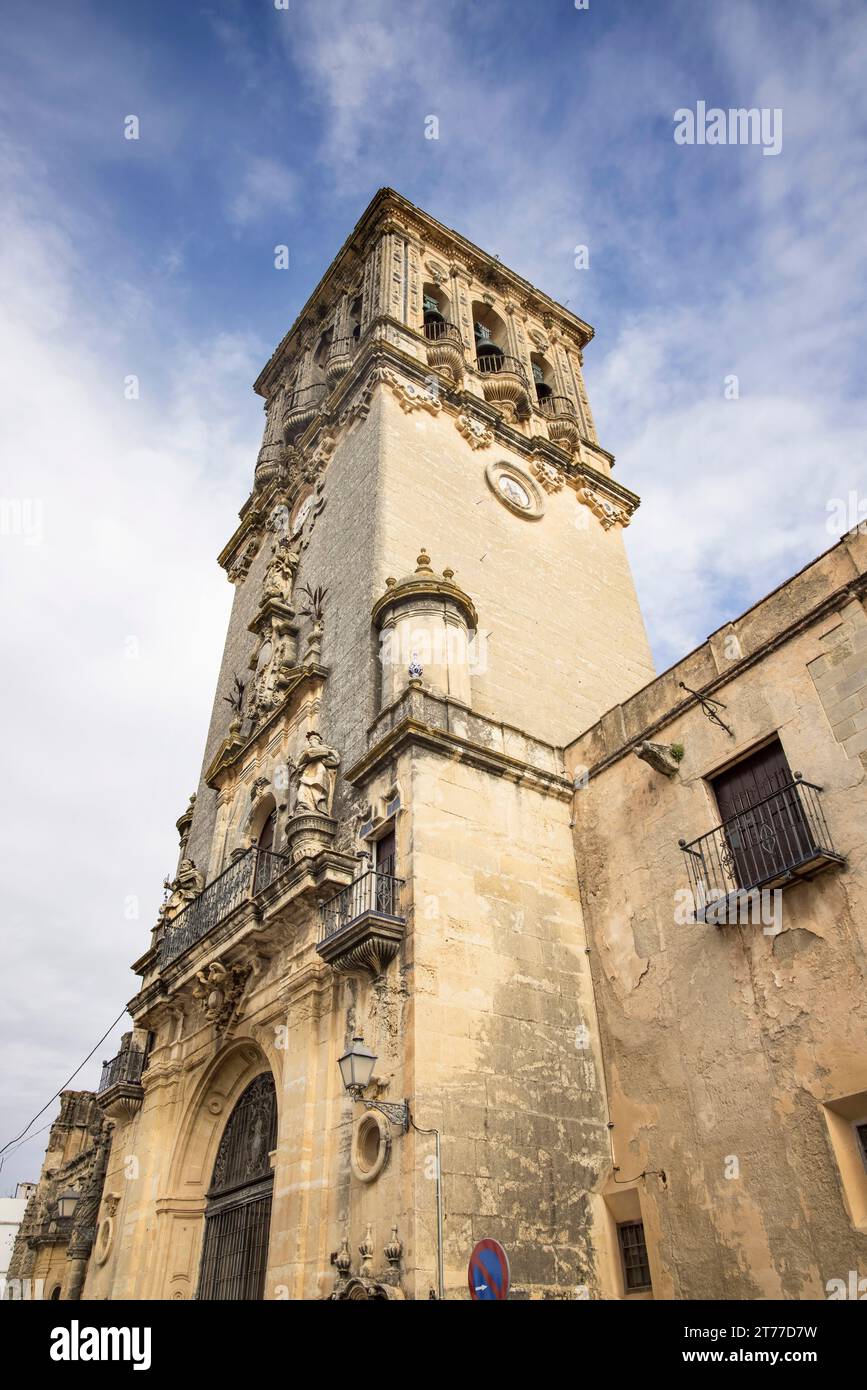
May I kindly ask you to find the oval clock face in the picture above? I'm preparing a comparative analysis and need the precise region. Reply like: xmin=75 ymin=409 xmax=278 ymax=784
xmin=498 ymin=473 xmax=530 ymax=509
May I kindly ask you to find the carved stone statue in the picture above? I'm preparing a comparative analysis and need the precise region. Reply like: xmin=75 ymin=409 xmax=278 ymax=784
xmin=262 ymin=536 xmax=300 ymax=604
xmin=293 ymin=729 xmax=340 ymax=816
xmin=159 ymin=860 xmax=204 ymax=925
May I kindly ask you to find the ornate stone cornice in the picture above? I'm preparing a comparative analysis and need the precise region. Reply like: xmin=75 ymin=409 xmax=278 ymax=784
xmin=347 ymin=682 xmax=571 ymax=801
xmin=347 ymin=716 xmax=572 ymax=800
xmin=225 ymin=329 xmax=638 ymax=551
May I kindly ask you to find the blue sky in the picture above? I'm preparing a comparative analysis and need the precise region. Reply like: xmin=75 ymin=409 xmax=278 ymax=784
xmin=1 ymin=0 xmax=866 ymax=1188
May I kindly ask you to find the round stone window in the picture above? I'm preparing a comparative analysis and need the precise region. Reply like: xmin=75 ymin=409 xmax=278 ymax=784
xmin=350 ymin=1110 xmax=391 ymax=1183
xmin=485 ymin=460 xmax=545 ymax=519
xmin=94 ymin=1217 xmax=114 ymax=1266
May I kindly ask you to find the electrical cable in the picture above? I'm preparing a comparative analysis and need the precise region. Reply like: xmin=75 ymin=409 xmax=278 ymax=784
xmin=0 ymin=1007 xmax=128 ymax=1158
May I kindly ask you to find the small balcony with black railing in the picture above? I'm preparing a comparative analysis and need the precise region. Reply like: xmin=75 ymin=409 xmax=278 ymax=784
xmin=679 ymin=776 xmax=844 ymax=925
xmin=325 ymin=335 xmax=359 ymax=386
xmin=535 ymin=390 xmax=580 ymax=448
xmin=282 ymin=381 xmax=328 ymax=440
xmin=423 ymin=316 xmax=465 ymax=382
xmin=158 ymin=844 xmax=294 ymax=968
xmin=475 ymin=346 xmax=531 ymax=417
xmin=316 ymin=868 xmax=406 ymax=978
xmin=97 ymin=1043 xmax=147 ymax=1122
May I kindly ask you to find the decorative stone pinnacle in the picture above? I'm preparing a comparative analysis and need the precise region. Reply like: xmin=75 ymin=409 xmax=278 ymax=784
xmin=415 ymin=549 xmax=432 ymax=572
xmin=359 ymin=1223 xmax=375 ymax=1277
xmin=336 ymin=1236 xmax=351 ymax=1278
xmin=384 ymin=1225 xmax=402 ymax=1273
xmin=443 ymin=567 xmax=454 ymax=580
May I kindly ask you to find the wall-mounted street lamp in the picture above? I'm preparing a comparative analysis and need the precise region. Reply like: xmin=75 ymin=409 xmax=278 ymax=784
xmin=337 ymin=1035 xmax=444 ymax=1298
xmin=337 ymin=1036 xmax=409 ymax=1132
xmin=56 ymin=1191 xmax=79 ymax=1219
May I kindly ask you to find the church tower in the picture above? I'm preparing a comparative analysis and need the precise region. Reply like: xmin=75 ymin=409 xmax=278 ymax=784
xmin=87 ymin=189 xmax=655 ymax=1301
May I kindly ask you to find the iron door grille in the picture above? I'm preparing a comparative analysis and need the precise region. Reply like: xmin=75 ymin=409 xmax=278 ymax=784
xmin=198 ymin=1189 xmax=273 ymax=1302
xmin=196 ymin=1072 xmax=277 ymax=1301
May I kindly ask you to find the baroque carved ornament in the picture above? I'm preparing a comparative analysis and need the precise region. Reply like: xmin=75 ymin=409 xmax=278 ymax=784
xmin=381 ymin=368 xmax=441 ymax=416
xmin=455 ymin=413 xmax=494 ymax=450
xmin=192 ymin=959 xmax=252 ymax=1032
xmin=575 ymin=478 xmax=631 ymax=530
xmin=531 ymin=458 xmax=565 ymax=493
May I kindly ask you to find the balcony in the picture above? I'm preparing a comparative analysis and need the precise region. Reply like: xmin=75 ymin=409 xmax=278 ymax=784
xmin=159 ymin=846 xmax=293 ymax=967
xmin=283 ymin=382 xmax=328 ymax=440
xmin=536 ymin=393 xmax=581 ymax=449
xmin=316 ymin=870 xmax=405 ymax=978
xmin=325 ymin=336 xmax=358 ymax=386
xmin=476 ymin=353 xmax=530 ymax=419
xmin=680 ymin=777 xmax=844 ymax=925
xmin=423 ymin=319 xmax=465 ymax=382
xmin=98 ymin=1046 xmax=146 ymax=1122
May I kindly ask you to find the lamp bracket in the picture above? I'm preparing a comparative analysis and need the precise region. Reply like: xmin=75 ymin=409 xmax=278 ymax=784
xmin=356 ymin=1095 xmax=410 ymax=1134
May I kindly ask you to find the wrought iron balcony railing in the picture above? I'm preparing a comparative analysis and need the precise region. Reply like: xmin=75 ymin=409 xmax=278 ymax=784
xmin=325 ymin=337 xmax=358 ymax=382
xmin=326 ymin=336 xmax=358 ymax=360
xmin=424 ymin=319 xmax=462 ymax=344
xmin=99 ymin=1047 xmax=145 ymax=1095
xmin=679 ymin=777 xmax=844 ymax=922
xmin=476 ymin=352 xmax=528 ymax=382
xmin=159 ymin=846 xmax=293 ymax=967
xmin=319 ymin=870 xmax=404 ymax=943
xmin=285 ymin=381 xmax=328 ymax=412
xmin=282 ymin=381 xmax=328 ymax=438
xmin=536 ymin=393 xmax=577 ymax=418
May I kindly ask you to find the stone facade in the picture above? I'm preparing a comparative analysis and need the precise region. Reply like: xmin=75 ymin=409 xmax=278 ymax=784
xmin=5 ymin=1091 xmax=107 ymax=1301
xmin=19 ymin=190 xmax=867 ymax=1301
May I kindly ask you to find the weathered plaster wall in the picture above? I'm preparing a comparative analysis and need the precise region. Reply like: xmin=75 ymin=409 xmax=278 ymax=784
xmin=566 ymin=532 xmax=867 ymax=1299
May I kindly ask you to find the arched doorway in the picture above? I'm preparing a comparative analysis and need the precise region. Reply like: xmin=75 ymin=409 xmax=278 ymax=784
xmin=197 ymin=1071 xmax=277 ymax=1300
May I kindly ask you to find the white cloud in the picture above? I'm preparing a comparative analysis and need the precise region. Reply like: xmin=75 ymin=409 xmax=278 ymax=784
xmin=0 ymin=158 xmax=263 ymax=1183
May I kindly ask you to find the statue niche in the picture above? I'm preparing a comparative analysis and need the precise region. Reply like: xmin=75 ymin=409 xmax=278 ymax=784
xmin=284 ymin=729 xmax=341 ymax=863
xmin=294 ymin=729 xmax=340 ymax=816
xmin=262 ymin=535 xmax=299 ymax=604
xmin=246 ymin=536 xmax=301 ymax=729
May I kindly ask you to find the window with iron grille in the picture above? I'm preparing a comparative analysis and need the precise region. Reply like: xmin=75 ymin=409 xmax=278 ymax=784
xmin=618 ymin=1220 xmax=652 ymax=1292
xmin=855 ymin=1122 xmax=867 ymax=1172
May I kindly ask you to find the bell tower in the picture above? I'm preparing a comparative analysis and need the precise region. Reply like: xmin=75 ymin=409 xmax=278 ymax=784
xmin=86 ymin=190 xmax=655 ymax=1302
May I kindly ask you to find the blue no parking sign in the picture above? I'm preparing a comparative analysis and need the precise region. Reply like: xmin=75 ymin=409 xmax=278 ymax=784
xmin=468 ymin=1239 xmax=510 ymax=1300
